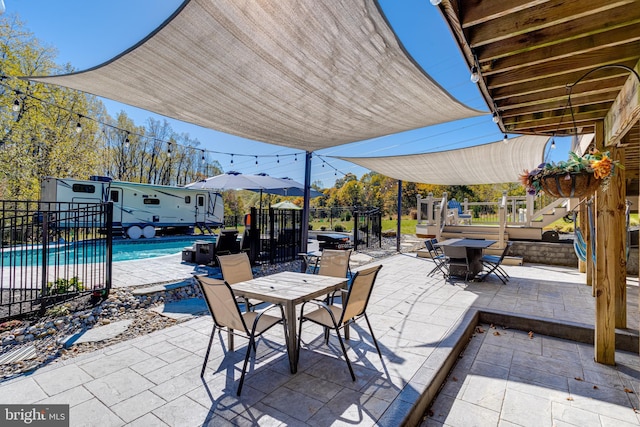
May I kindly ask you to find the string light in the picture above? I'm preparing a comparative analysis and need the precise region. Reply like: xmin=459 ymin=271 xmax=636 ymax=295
xmin=0 ymin=75 xmax=307 ymax=168
xmin=503 ymin=134 xmax=509 ymax=144
xmin=201 ymin=149 xmax=205 ymax=163
xmin=470 ymin=66 xmax=480 ymax=83
xmin=75 ymin=115 xmax=83 ymax=134
xmin=551 ymin=138 xmax=556 ymax=149
xmin=255 ymin=156 xmax=258 ymax=165
xmin=492 ymin=111 xmax=499 ymax=124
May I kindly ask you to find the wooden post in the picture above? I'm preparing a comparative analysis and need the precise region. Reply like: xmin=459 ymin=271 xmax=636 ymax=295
xmin=612 ymin=147 xmax=627 ymax=329
xmin=594 ymin=121 xmax=616 ymax=365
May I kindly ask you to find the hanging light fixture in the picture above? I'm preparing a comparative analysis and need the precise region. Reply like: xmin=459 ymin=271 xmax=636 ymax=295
xmin=503 ymin=134 xmax=509 ymax=144
xmin=75 ymin=115 xmax=83 ymax=134
xmin=551 ymin=138 xmax=556 ymax=149
xmin=470 ymin=66 xmax=480 ymax=83
xmin=492 ymin=111 xmax=499 ymax=124
xmin=12 ymin=97 xmax=20 ymax=112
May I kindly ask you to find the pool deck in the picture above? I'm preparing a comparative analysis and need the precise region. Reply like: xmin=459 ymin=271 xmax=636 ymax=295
xmin=0 ymin=253 xmax=639 ymax=426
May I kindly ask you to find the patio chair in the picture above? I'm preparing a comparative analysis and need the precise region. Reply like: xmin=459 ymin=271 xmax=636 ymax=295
xmin=195 ymin=275 xmax=287 ymax=395
xmin=296 ymin=264 xmax=383 ymax=381
xmin=479 ymin=242 xmax=512 ymax=284
xmin=217 ymin=252 xmax=260 ymax=311
xmin=215 ymin=229 xmax=240 ymax=257
xmin=447 ymin=198 xmax=472 ymax=225
xmin=442 ymin=245 xmax=471 ymax=282
xmin=316 ymin=249 xmax=352 ymax=279
xmin=424 ymin=239 xmax=448 ymax=278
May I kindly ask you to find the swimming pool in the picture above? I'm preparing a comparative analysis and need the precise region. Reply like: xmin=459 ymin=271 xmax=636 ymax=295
xmin=1 ymin=236 xmax=217 ymax=266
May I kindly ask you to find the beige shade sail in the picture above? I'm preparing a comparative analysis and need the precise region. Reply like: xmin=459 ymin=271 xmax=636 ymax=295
xmin=336 ymin=135 xmax=550 ymax=185
xmin=23 ymin=0 xmax=483 ymax=151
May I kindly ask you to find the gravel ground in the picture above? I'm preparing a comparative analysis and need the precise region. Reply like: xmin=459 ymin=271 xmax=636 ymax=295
xmin=0 ymin=235 xmax=420 ymax=380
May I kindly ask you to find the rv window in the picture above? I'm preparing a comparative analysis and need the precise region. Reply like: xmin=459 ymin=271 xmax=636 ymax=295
xmin=72 ymin=184 xmax=96 ymax=194
xmin=143 ymin=198 xmax=160 ymax=205
xmin=110 ymin=191 xmax=119 ymax=202
xmin=184 ymin=196 xmax=191 ymax=204
xmin=198 ymin=196 xmax=205 ymax=207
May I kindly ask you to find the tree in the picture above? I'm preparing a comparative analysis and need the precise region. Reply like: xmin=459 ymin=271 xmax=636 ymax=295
xmin=0 ymin=16 xmax=102 ymax=200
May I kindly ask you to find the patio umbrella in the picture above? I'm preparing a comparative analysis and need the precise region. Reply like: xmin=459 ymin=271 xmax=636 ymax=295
xmin=258 ymin=177 xmax=324 ymax=198
xmin=271 ymin=201 xmax=302 ymax=210
xmin=185 ymin=171 xmax=290 ymax=191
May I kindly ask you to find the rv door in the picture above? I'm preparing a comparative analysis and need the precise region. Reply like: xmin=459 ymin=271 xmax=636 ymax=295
xmin=196 ymin=194 xmax=206 ymax=223
xmin=109 ymin=188 xmax=123 ymax=224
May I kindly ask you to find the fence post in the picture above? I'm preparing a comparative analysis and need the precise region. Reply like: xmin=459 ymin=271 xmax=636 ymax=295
xmin=353 ymin=208 xmax=358 ymax=251
xmin=498 ymin=192 xmax=507 ymax=249
xmin=526 ymin=193 xmax=535 ymax=227
xmin=416 ymin=194 xmax=422 ymax=224
xmin=40 ymin=207 xmax=50 ymax=315
xmin=105 ymin=202 xmax=113 ymax=295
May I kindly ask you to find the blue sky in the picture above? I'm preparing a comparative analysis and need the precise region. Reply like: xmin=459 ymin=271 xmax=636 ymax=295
xmin=8 ymin=0 xmax=568 ymax=187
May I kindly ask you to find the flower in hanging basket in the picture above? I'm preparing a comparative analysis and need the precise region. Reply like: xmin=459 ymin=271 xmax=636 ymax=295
xmin=520 ymin=149 xmax=623 ymax=197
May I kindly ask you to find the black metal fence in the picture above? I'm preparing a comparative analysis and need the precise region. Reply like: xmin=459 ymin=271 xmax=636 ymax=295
xmin=247 ymin=207 xmax=303 ymax=264
xmin=0 ymin=200 xmax=112 ymax=321
xmin=352 ymin=207 xmax=382 ymax=251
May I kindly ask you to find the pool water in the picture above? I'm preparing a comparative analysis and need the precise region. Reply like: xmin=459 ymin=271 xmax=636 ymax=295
xmin=1 ymin=236 xmax=217 ymax=266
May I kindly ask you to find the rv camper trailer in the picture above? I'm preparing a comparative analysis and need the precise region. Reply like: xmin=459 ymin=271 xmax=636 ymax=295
xmin=40 ymin=177 xmax=224 ymax=239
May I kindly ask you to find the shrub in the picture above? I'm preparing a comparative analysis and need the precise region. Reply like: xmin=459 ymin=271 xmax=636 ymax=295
xmin=334 ymin=224 xmax=345 ymax=232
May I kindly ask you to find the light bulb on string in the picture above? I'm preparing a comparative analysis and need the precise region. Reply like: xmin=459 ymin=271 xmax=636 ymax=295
xmin=230 ymin=154 xmax=234 ymax=165
xmin=277 ymin=155 xmax=280 ymax=164
xmin=12 ymin=97 xmax=20 ymax=112
xmin=167 ymin=143 xmax=172 ymax=158
xmin=294 ymin=153 xmax=297 ymax=162
xmin=75 ymin=116 xmax=82 ymax=134
xmin=551 ymin=138 xmax=556 ymax=149
xmin=255 ymin=156 xmax=258 ymax=165
xmin=492 ymin=111 xmax=499 ymax=123
xmin=201 ymin=150 xmax=205 ymax=163
xmin=470 ymin=66 xmax=480 ymax=83
xmin=124 ymin=132 xmax=130 ymax=149
xmin=503 ymin=134 xmax=509 ymax=144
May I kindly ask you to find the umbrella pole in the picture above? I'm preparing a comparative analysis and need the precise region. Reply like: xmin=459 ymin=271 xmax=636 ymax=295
xmin=301 ymin=152 xmax=312 ymax=255
xmin=259 ymin=189 xmax=263 ymax=212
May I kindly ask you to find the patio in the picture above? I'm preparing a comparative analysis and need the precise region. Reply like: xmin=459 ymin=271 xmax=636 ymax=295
xmin=0 ymin=253 xmax=637 ymax=426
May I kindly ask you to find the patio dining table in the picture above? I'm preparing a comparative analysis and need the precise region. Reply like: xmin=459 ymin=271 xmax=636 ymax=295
xmin=436 ymin=238 xmax=497 ymax=279
xmin=231 ymin=271 xmax=347 ymax=374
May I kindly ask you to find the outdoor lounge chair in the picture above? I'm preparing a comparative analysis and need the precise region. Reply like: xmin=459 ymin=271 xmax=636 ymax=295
xmin=195 ymin=275 xmax=287 ymax=395
xmin=479 ymin=242 xmax=512 ymax=284
xmin=447 ymin=198 xmax=472 ymax=225
xmin=442 ymin=245 xmax=472 ymax=282
xmin=424 ymin=239 xmax=448 ymax=278
xmin=296 ymin=264 xmax=383 ymax=381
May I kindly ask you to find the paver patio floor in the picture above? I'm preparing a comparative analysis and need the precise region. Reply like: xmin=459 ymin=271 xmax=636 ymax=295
xmin=0 ymin=253 xmax=638 ymax=426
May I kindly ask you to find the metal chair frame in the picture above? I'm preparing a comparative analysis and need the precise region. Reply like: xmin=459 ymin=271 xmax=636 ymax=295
xmin=195 ymin=275 xmax=288 ymax=395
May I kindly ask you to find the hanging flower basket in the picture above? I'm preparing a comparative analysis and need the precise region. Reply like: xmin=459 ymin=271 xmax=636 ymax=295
xmin=520 ymin=150 xmax=623 ymax=198
xmin=538 ymin=172 xmax=601 ymax=198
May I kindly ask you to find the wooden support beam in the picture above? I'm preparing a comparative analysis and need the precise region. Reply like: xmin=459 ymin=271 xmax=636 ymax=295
xmin=605 ymin=60 xmax=640 ymax=146
xmin=594 ymin=120 xmax=616 ymax=365
xmin=612 ymin=147 xmax=627 ymax=329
